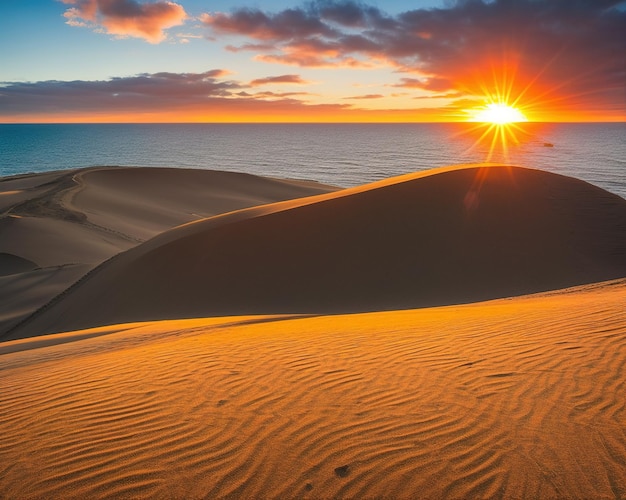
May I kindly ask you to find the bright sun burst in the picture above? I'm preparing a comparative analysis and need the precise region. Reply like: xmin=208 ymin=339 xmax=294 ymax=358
xmin=472 ymin=103 xmax=528 ymax=124
xmin=461 ymin=99 xmax=531 ymax=163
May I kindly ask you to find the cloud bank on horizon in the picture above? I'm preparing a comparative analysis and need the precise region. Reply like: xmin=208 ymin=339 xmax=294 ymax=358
xmin=202 ymin=0 xmax=626 ymax=117
xmin=1 ymin=0 xmax=625 ymax=121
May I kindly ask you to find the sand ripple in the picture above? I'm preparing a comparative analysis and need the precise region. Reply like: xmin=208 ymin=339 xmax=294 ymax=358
xmin=1 ymin=281 xmax=625 ymax=498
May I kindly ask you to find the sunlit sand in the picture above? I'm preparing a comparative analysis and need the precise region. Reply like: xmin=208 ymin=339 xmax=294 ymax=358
xmin=1 ymin=164 xmax=625 ymax=498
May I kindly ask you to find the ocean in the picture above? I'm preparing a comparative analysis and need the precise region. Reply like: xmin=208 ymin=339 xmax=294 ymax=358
xmin=1 ymin=123 xmax=625 ymax=198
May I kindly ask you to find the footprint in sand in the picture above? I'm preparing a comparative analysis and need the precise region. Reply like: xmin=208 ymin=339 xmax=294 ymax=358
xmin=334 ymin=465 xmax=350 ymax=478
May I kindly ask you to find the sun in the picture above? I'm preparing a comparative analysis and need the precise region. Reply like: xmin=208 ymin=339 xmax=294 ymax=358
xmin=460 ymin=100 xmax=530 ymax=163
xmin=471 ymin=103 xmax=528 ymax=124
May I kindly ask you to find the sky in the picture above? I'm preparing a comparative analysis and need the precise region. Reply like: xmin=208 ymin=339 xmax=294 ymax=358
xmin=1 ymin=0 xmax=625 ymax=123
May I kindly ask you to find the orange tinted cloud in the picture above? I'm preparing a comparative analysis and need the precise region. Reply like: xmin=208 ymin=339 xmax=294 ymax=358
xmin=248 ymin=74 xmax=310 ymax=87
xmin=62 ymin=0 xmax=187 ymax=43
xmin=236 ymin=90 xmax=314 ymax=100
xmin=0 ymin=69 xmax=460 ymax=122
xmin=392 ymin=78 xmax=453 ymax=93
xmin=202 ymin=0 xmax=626 ymax=120
xmin=204 ymin=8 xmax=381 ymax=68
xmin=343 ymin=94 xmax=384 ymax=100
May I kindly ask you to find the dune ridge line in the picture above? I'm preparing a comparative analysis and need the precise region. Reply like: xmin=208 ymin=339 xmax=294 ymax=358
xmin=8 ymin=163 xmax=626 ymax=338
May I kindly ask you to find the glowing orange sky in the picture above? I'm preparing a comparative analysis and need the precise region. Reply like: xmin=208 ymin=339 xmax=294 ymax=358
xmin=1 ymin=0 xmax=624 ymax=123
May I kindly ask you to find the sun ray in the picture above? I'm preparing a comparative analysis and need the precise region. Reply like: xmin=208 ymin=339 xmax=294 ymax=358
xmin=454 ymin=55 xmax=539 ymax=163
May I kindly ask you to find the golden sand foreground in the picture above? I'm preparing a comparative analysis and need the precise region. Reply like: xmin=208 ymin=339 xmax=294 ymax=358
xmin=1 ymin=280 xmax=625 ymax=498
xmin=1 ymin=164 xmax=625 ymax=498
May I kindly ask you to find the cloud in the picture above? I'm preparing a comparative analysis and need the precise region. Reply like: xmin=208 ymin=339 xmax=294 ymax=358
xmin=200 ymin=8 xmax=334 ymax=41
xmin=202 ymin=0 xmax=626 ymax=117
xmin=176 ymin=32 xmax=203 ymax=44
xmin=391 ymin=77 xmax=453 ymax=93
xmin=0 ymin=70 xmax=343 ymax=121
xmin=412 ymin=92 xmax=464 ymax=100
xmin=61 ymin=0 xmax=187 ymax=43
xmin=343 ymin=94 xmax=384 ymax=99
xmin=248 ymin=74 xmax=311 ymax=87
xmin=236 ymin=90 xmax=314 ymax=100
xmin=0 ymin=70 xmax=239 ymax=116
xmin=202 ymin=3 xmax=383 ymax=68
xmin=0 ymin=70 xmax=464 ymax=122
xmin=225 ymin=42 xmax=276 ymax=53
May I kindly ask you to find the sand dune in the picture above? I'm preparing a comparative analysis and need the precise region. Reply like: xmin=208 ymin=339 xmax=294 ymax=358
xmin=11 ymin=164 xmax=626 ymax=338
xmin=1 ymin=279 xmax=625 ymax=499
xmin=0 ymin=167 xmax=337 ymax=335
xmin=2 ymin=164 xmax=625 ymax=498
xmin=67 ymin=167 xmax=340 ymax=242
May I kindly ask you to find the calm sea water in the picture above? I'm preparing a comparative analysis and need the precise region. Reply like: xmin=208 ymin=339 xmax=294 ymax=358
xmin=1 ymin=123 xmax=624 ymax=198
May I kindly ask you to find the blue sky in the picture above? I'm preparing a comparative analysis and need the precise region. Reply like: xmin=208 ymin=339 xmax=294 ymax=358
xmin=1 ymin=1 xmax=444 ymax=82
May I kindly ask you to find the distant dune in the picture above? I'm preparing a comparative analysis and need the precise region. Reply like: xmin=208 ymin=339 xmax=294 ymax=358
xmin=1 ymin=279 xmax=625 ymax=498
xmin=9 ymin=164 xmax=626 ymax=339
xmin=0 ymin=167 xmax=337 ymax=336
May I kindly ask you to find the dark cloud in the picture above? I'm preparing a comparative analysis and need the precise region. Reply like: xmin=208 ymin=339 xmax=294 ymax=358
xmin=0 ymin=71 xmax=239 ymax=115
xmin=248 ymin=74 xmax=311 ymax=86
xmin=61 ymin=0 xmax=187 ymax=43
xmin=203 ymin=0 xmax=626 ymax=117
xmin=314 ymin=0 xmax=387 ymax=28
xmin=0 ymin=70 xmax=356 ymax=121
xmin=201 ymin=7 xmax=334 ymax=41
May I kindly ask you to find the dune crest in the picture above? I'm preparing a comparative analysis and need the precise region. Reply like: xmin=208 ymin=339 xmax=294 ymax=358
xmin=11 ymin=164 xmax=626 ymax=338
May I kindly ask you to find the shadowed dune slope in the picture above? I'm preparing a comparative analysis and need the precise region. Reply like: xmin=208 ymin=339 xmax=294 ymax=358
xmin=1 ymin=280 xmax=625 ymax=498
xmin=0 ymin=167 xmax=337 ymax=337
xmin=68 ymin=166 xmax=340 ymax=241
xmin=1 ymin=166 xmax=339 ymax=267
xmin=12 ymin=164 xmax=626 ymax=338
